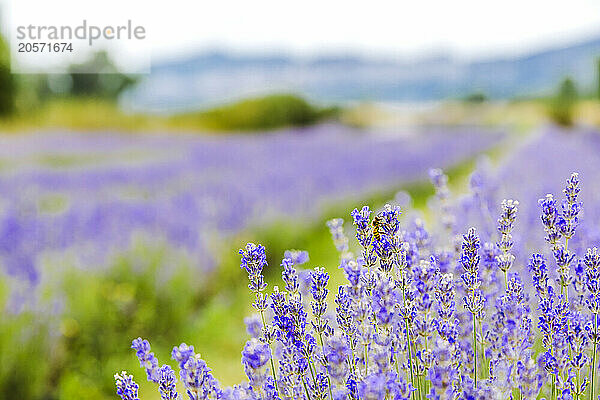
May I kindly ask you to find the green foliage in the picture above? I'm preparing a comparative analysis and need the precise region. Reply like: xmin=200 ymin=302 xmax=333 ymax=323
xmin=67 ymin=52 xmax=138 ymax=99
xmin=0 ymin=34 xmax=16 ymax=117
xmin=0 ymin=94 xmax=341 ymax=133
xmin=0 ymin=280 xmax=52 ymax=400
xmin=463 ymin=92 xmax=487 ymax=103
xmin=548 ymin=77 xmax=578 ymax=126
xmin=0 ymin=242 xmax=209 ymax=400
xmin=170 ymin=94 xmax=339 ymax=131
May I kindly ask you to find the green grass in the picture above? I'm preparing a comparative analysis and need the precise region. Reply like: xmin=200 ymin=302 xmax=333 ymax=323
xmin=0 ymin=94 xmax=339 ymax=133
xmin=0 ymin=99 xmax=161 ymax=133
xmin=169 ymin=94 xmax=339 ymax=132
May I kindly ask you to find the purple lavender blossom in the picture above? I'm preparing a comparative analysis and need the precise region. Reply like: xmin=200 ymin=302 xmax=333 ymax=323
xmin=242 ymin=339 xmax=272 ymax=370
xmin=326 ymin=218 xmax=351 ymax=257
xmin=283 ymin=249 xmax=309 ymax=266
xmin=459 ymin=227 xmax=483 ymax=388
xmin=496 ymin=199 xmax=518 ymax=289
xmin=358 ymin=371 xmax=412 ymax=400
xmin=239 ymin=243 xmax=268 ymax=293
xmin=324 ymin=333 xmax=350 ymax=386
xmin=428 ymin=339 xmax=459 ymax=400
xmin=429 ymin=168 xmax=456 ymax=234
xmin=115 ymin=371 xmax=140 ymax=400
xmin=171 ymin=343 xmax=195 ymax=370
xmin=281 ymin=258 xmax=299 ymax=295
xmin=131 ymin=337 xmax=159 ymax=382
xmin=310 ymin=267 xmax=332 ymax=338
xmin=435 ymin=272 xmax=458 ymax=343
xmin=242 ymin=338 xmax=274 ymax=396
xmin=584 ymin=248 xmax=600 ymax=315
xmin=244 ymin=315 xmax=263 ymax=339
xmin=539 ymin=194 xmax=562 ymax=249
xmin=157 ymin=365 xmax=179 ymax=400
xmin=460 ymin=228 xmax=484 ymax=317
xmin=180 ymin=354 xmax=221 ymax=400
xmin=559 ymin=173 xmax=582 ymax=241
xmin=119 ymin=167 xmax=600 ymax=400
xmin=351 ymin=206 xmax=373 ymax=249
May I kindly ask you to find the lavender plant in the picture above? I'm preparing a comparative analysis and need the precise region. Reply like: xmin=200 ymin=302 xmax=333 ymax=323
xmin=117 ymin=170 xmax=600 ymax=400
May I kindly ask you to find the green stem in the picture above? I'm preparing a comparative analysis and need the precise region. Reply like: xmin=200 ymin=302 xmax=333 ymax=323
xmin=400 ymin=269 xmax=417 ymax=400
xmin=504 ymin=270 xmax=508 ymax=292
xmin=425 ymin=337 xmax=430 ymax=397
xmin=472 ymin=314 xmax=478 ymax=388
xmin=552 ymin=374 xmax=556 ymax=400
xmin=350 ymin=344 xmax=357 ymax=379
xmin=364 ymin=342 xmax=369 ymax=376
xmin=302 ymin=376 xmax=313 ymax=400
xmin=565 ymin=238 xmax=569 ymax=304
xmin=576 ymin=368 xmax=580 ymax=400
xmin=308 ymin=356 xmax=317 ymax=385
xmin=591 ymin=313 xmax=597 ymax=400
xmin=479 ymin=320 xmax=486 ymax=379
xmin=405 ymin=318 xmax=416 ymax=400
xmin=319 ymin=332 xmax=334 ymax=400
xmin=259 ymin=304 xmax=279 ymax=393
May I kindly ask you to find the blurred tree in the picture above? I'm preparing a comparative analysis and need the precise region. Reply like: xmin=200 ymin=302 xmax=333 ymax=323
xmin=68 ymin=51 xmax=137 ymax=99
xmin=171 ymin=93 xmax=339 ymax=131
xmin=463 ymin=91 xmax=487 ymax=103
xmin=0 ymin=34 xmax=16 ymax=117
xmin=549 ymin=77 xmax=578 ymax=126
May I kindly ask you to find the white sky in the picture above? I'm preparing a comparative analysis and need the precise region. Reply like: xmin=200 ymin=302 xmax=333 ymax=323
xmin=3 ymin=0 xmax=600 ymax=63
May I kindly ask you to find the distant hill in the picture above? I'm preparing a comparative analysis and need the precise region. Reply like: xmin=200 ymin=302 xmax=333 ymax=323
xmin=124 ymin=36 xmax=600 ymax=112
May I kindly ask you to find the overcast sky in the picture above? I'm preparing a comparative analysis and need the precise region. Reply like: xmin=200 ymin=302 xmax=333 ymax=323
xmin=3 ymin=0 xmax=600 ymax=63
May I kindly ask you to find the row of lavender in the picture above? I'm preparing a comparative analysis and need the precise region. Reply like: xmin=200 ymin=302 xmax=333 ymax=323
xmin=0 ymin=124 xmax=503 ymax=287
xmin=454 ymin=125 xmax=600 ymax=259
xmin=118 ymin=126 xmax=600 ymax=400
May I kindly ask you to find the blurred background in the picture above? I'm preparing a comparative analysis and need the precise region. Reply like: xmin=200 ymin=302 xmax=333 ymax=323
xmin=2 ymin=1 xmax=600 ymax=399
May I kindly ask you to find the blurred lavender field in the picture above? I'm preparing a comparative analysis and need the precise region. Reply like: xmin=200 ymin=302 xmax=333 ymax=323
xmin=496 ymin=126 xmax=600 ymax=251
xmin=449 ymin=125 xmax=600 ymax=275
xmin=0 ymin=124 xmax=503 ymax=287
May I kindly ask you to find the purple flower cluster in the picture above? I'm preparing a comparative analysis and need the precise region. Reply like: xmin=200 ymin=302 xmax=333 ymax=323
xmin=115 ymin=371 xmax=140 ymax=400
xmin=119 ymin=168 xmax=600 ymax=400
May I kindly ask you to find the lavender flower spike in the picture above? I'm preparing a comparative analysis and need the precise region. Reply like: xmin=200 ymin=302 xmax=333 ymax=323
xmin=242 ymin=338 xmax=272 ymax=395
xmin=115 ymin=371 xmax=140 ymax=400
xmin=539 ymin=194 xmax=562 ymax=249
xmin=585 ymin=247 xmax=600 ymax=400
xmin=180 ymin=354 xmax=221 ymax=400
xmin=158 ymin=365 xmax=179 ymax=400
xmin=496 ymin=199 xmax=518 ymax=290
xmin=559 ymin=172 xmax=582 ymax=242
xmin=429 ymin=168 xmax=456 ymax=234
xmin=131 ymin=337 xmax=159 ymax=382
xmin=460 ymin=227 xmax=483 ymax=388
xmin=326 ymin=218 xmax=351 ymax=258
xmin=239 ymin=243 xmax=268 ymax=293
xmin=172 ymin=343 xmax=195 ymax=370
